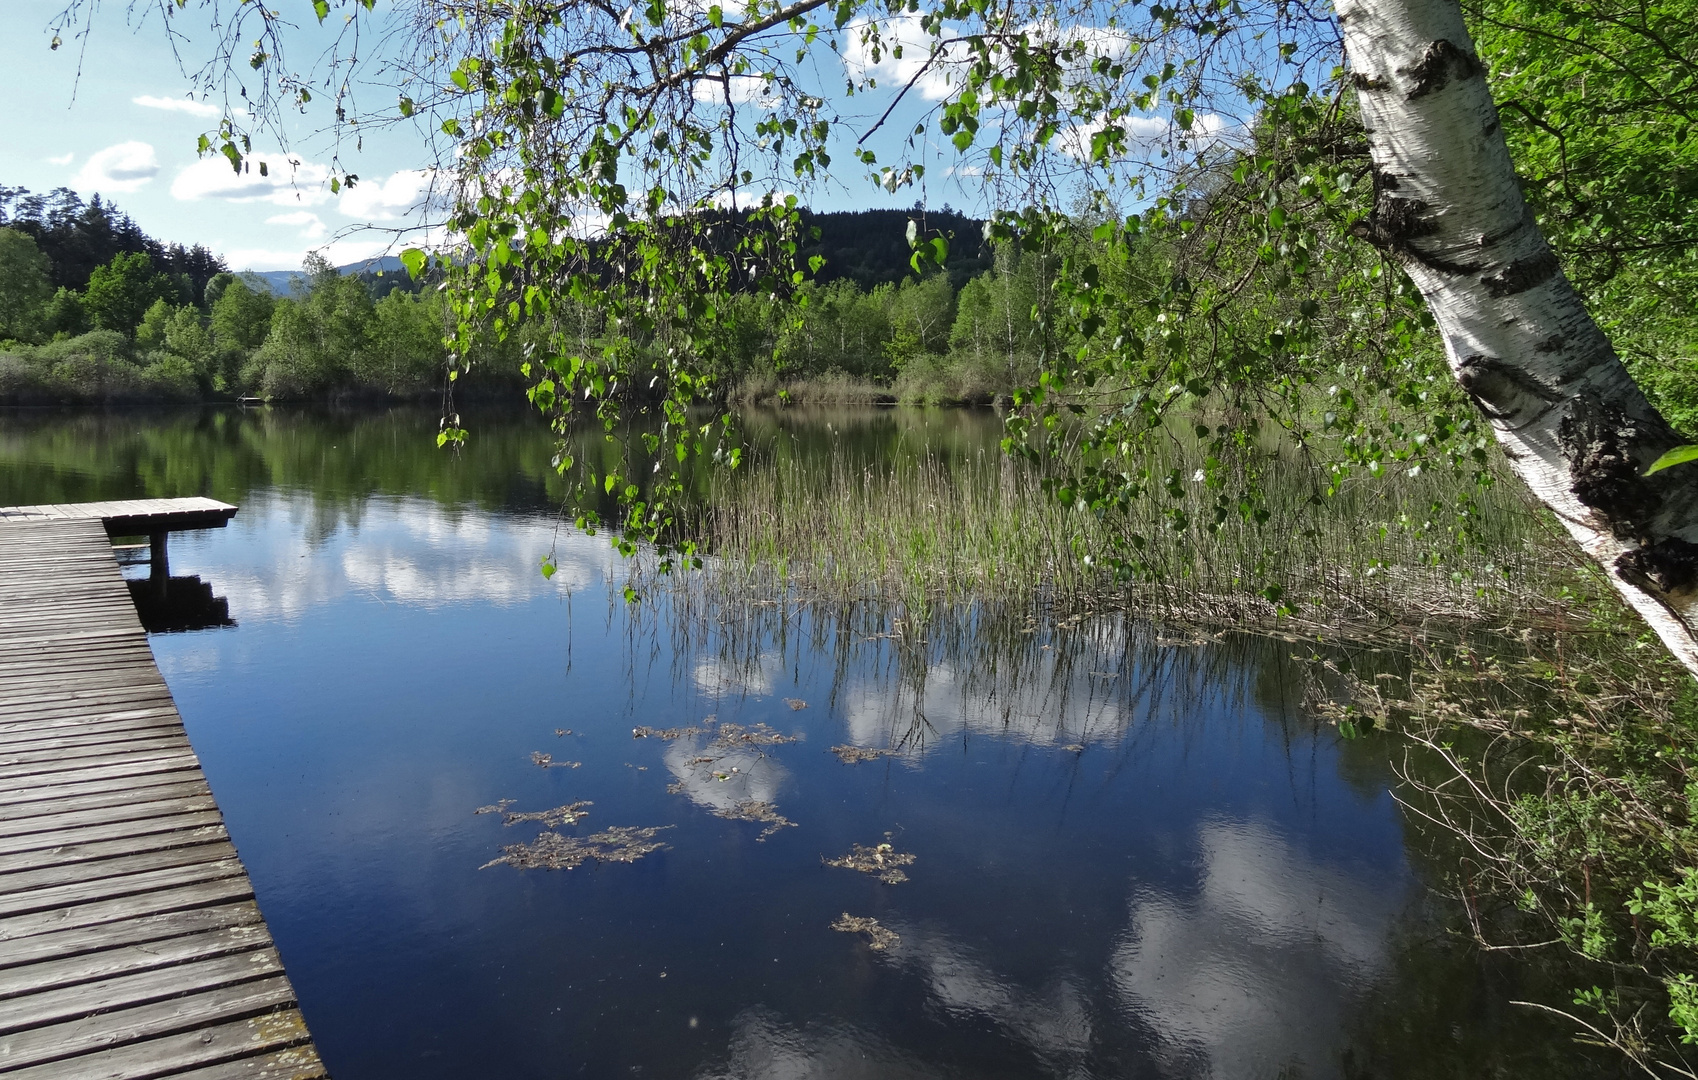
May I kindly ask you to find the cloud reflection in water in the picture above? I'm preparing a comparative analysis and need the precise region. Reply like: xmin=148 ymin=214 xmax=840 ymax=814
xmin=1112 ymin=819 xmax=1400 ymax=1078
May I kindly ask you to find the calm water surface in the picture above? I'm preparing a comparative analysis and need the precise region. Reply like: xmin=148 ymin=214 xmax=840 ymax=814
xmin=0 ymin=407 xmax=1597 ymax=1079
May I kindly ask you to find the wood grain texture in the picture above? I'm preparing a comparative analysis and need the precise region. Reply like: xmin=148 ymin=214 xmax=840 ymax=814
xmin=0 ymin=515 xmax=323 ymax=1078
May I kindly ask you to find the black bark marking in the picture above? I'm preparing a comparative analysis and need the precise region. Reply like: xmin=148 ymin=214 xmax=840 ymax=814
xmin=1482 ymin=248 xmax=1562 ymax=298
xmin=1616 ymin=537 xmax=1698 ymax=596
xmin=1351 ymin=72 xmax=1390 ymax=92
xmin=1533 ymin=334 xmax=1567 ymax=354
xmin=1350 ymin=193 xmax=1485 ymax=274
xmin=1456 ymin=354 xmax=1561 ymax=422
xmin=1403 ymin=39 xmax=1484 ymax=100
xmin=1560 ymin=402 xmax=1662 ymax=541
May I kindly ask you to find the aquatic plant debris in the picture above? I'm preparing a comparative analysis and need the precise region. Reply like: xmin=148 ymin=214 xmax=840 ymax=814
xmin=473 ymin=799 xmax=516 ymax=816
xmin=826 ymin=843 xmax=916 ymax=884
xmin=530 ymin=752 xmax=580 ymax=768
xmin=501 ymin=801 xmax=593 ymax=827
xmin=1060 ymin=744 xmax=1085 ymax=753
xmin=632 ymin=723 xmax=708 ymax=740
xmin=831 ymin=914 xmax=900 ymax=951
xmin=830 ymin=745 xmax=898 ymax=764
xmin=555 ymin=728 xmax=573 ymax=736
xmin=712 ymin=722 xmax=797 ymax=748
xmin=481 ymin=826 xmax=672 ymax=871
xmin=712 ymin=800 xmax=797 ymax=840
xmin=783 ymin=698 xmax=808 ymax=710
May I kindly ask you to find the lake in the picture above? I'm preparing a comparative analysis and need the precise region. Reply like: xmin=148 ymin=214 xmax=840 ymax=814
xmin=0 ymin=406 xmax=1604 ymax=1078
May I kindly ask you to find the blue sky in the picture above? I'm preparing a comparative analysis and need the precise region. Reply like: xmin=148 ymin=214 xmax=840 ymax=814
xmin=0 ymin=4 xmax=444 ymax=271
xmin=0 ymin=2 xmax=1206 ymax=274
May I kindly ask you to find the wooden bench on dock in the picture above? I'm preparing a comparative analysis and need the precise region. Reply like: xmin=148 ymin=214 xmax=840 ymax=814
xmin=0 ymin=501 xmax=326 ymax=1078
xmin=0 ymin=499 xmax=238 ymax=580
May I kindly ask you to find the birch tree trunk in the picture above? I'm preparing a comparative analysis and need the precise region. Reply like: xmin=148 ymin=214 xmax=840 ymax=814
xmin=1338 ymin=0 xmax=1698 ymax=675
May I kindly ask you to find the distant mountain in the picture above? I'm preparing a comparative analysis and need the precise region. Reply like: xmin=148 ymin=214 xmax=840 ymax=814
xmin=239 ymin=212 xmax=992 ymax=298
xmin=243 ymin=255 xmax=412 ymax=297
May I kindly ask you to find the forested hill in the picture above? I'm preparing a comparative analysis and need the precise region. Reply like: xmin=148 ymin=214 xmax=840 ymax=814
xmin=801 ymin=208 xmax=991 ymax=290
xmin=0 ymin=187 xmax=227 ymax=304
xmin=0 ymin=185 xmax=985 ymax=300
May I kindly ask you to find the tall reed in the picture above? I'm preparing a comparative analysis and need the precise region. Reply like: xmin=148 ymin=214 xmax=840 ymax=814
xmin=695 ymin=431 xmax=1594 ymax=639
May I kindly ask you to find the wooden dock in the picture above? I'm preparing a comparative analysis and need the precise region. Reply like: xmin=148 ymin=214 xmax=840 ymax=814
xmin=0 ymin=508 xmax=325 ymax=1078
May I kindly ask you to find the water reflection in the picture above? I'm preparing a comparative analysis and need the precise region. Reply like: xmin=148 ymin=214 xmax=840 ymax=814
xmin=1113 ymin=820 xmax=1400 ymax=1078
xmin=125 ymin=574 xmax=236 ymax=633
xmin=0 ymin=405 xmax=1600 ymax=1080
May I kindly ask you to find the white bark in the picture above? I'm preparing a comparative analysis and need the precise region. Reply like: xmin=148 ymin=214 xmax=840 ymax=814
xmin=1339 ymin=0 xmax=1698 ymax=675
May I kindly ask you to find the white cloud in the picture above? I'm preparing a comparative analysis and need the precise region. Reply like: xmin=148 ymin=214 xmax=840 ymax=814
xmin=843 ymin=14 xmax=966 ymax=101
xmin=74 ymin=141 xmax=160 ymax=193
xmin=338 ymin=169 xmax=437 ymax=222
xmin=691 ymin=74 xmax=781 ymax=109
xmin=224 ymin=235 xmax=398 ymax=273
xmin=133 ymin=94 xmax=221 ymax=119
xmin=266 ymin=210 xmax=328 ymax=240
xmin=46 ymin=153 xmax=73 ymax=167
xmin=171 ymin=150 xmax=332 ymax=206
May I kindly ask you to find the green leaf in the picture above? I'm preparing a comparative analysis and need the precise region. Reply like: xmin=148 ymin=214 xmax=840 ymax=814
xmin=540 ymin=558 xmax=557 ymax=580
xmin=398 ymin=95 xmax=415 ymax=118
xmin=400 ymin=248 xmax=427 ymax=279
xmin=1646 ymin=444 xmax=1698 ymax=475
xmin=312 ymin=0 xmax=330 ymax=22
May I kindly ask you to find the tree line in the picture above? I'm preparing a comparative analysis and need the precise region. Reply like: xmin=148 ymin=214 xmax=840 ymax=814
xmin=0 ymin=197 xmax=1056 ymax=405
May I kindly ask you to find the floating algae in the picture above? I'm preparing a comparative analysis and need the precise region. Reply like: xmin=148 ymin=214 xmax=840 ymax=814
xmin=473 ymin=799 xmax=516 ymax=816
xmin=530 ymin=752 xmax=580 ymax=768
xmin=712 ymin=800 xmax=797 ymax=840
xmin=831 ymin=914 xmax=900 ymax=951
xmin=826 ymin=843 xmax=916 ymax=884
xmin=711 ymin=722 xmax=797 ymax=749
xmin=783 ymin=698 xmax=808 ymax=710
xmin=501 ymin=801 xmax=593 ymax=827
xmin=1060 ymin=744 xmax=1085 ymax=754
xmin=830 ymin=745 xmax=898 ymax=764
xmin=632 ymin=723 xmax=708 ymax=741
xmin=481 ymin=826 xmax=672 ymax=871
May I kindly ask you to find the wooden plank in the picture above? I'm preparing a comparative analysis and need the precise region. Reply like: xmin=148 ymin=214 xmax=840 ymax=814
xmin=0 ymin=780 xmax=213 ymax=825
xmin=0 ymin=811 xmax=225 ymax=859
xmin=0 ymin=746 xmax=199 ymax=784
xmin=0 ymin=711 xmax=182 ymax=739
xmin=0 ymin=743 xmax=195 ymax=780
xmin=0 ymin=859 xmax=252 ymax=945
xmin=0 ymin=924 xmax=273 ymax=1001
xmin=0 ymin=948 xmax=286 ymax=1036
xmin=0 ymin=728 xmax=190 ymax=757
xmin=0 ymin=856 xmax=246 ymax=921
xmin=0 ymin=840 xmax=236 ymax=897
xmin=0 ymin=765 xmax=206 ymax=809
xmin=0 ymin=823 xmax=227 ymax=876
xmin=161 ymin=1043 xmax=326 ymax=1080
xmin=0 ymin=900 xmax=262 ymax=971
xmin=0 ymin=986 xmax=302 ymax=1077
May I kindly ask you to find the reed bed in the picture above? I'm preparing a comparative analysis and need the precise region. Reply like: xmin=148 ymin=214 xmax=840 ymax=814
xmin=693 ymin=434 xmax=1595 ymax=641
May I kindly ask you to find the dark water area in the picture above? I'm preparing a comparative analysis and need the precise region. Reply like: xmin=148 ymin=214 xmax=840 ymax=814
xmin=0 ymin=406 xmax=1610 ymax=1078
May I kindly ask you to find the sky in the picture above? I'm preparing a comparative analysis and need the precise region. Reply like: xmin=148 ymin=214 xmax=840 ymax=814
xmin=0 ymin=3 xmax=468 ymax=272
xmin=0 ymin=3 xmax=965 ymax=274
xmin=0 ymin=3 xmax=1207 ymax=275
